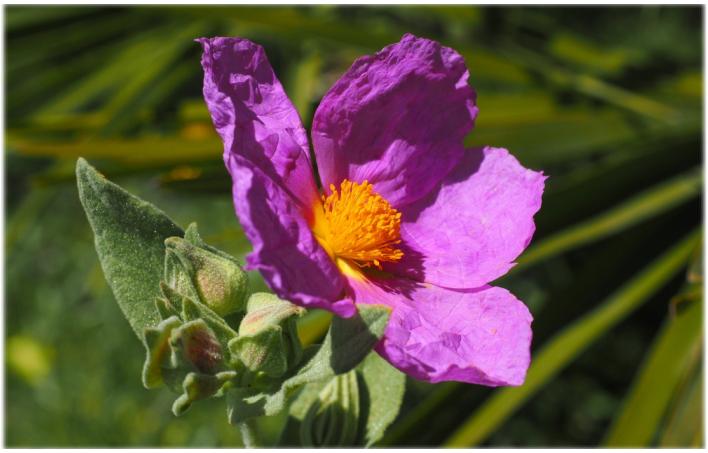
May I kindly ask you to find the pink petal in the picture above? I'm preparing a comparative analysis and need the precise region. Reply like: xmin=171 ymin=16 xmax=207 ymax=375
xmin=349 ymin=277 xmax=532 ymax=386
xmin=198 ymin=37 xmax=319 ymax=208
xmin=311 ymin=33 xmax=478 ymax=207
xmin=387 ymin=146 xmax=546 ymax=289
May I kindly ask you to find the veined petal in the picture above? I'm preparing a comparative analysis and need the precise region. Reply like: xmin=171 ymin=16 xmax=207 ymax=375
xmin=388 ymin=146 xmax=546 ymax=289
xmin=349 ymin=277 xmax=532 ymax=386
xmin=198 ymin=37 xmax=318 ymax=208
xmin=312 ymin=33 xmax=478 ymax=208
xmin=228 ymin=153 xmax=356 ymax=317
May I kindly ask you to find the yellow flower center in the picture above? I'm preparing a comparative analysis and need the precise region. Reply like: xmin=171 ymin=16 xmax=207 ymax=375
xmin=311 ymin=179 xmax=404 ymax=275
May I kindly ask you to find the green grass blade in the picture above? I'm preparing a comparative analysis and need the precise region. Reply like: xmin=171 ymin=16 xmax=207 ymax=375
xmin=516 ymin=168 xmax=701 ymax=272
xmin=443 ymin=229 xmax=700 ymax=447
xmin=604 ymin=279 xmax=702 ymax=445
xmin=659 ymin=362 xmax=703 ymax=447
xmin=499 ymin=42 xmax=678 ymax=121
xmin=7 ymin=134 xmax=221 ymax=164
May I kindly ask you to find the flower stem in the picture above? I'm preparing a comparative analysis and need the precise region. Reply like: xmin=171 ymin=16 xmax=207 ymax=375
xmin=238 ymin=419 xmax=260 ymax=448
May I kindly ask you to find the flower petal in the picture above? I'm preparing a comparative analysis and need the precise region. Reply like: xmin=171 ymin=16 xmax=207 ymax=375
xmin=228 ymin=153 xmax=356 ymax=317
xmin=198 ymin=36 xmax=318 ymax=208
xmin=311 ymin=33 xmax=478 ymax=207
xmin=388 ymin=146 xmax=546 ymax=289
xmin=349 ymin=277 xmax=532 ymax=386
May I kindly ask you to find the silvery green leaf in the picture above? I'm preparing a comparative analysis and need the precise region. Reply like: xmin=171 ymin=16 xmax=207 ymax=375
xmin=357 ymin=352 xmax=406 ymax=447
xmin=76 ymin=157 xmax=184 ymax=336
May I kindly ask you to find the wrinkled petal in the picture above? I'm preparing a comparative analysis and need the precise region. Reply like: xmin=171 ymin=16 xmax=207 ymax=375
xmin=348 ymin=277 xmax=532 ymax=386
xmin=387 ymin=146 xmax=546 ymax=289
xmin=228 ymin=153 xmax=356 ymax=317
xmin=312 ymin=33 xmax=478 ymax=207
xmin=198 ymin=37 xmax=319 ymax=208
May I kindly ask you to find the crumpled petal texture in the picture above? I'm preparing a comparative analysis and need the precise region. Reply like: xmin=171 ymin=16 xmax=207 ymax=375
xmin=312 ymin=33 xmax=479 ymax=208
xmin=198 ymin=37 xmax=318 ymax=207
xmin=378 ymin=284 xmax=532 ymax=386
xmin=388 ymin=146 xmax=546 ymax=288
xmin=228 ymin=153 xmax=355 ymax=318
xmin=199 ymin=33 xmax=544 ymax=387
xmin=348 ymin=277 xmax=532 ymax=386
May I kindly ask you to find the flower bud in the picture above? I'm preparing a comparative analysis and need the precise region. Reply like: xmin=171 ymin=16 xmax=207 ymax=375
xmin=169 ymin=319 xmax=224 ymax=375
xmin=164 ymin=236 xmax=249 ymax=317
xmin=228 ymin=293 xmax=305 ymax=378
xmin=141 ymin=315 xmax=238 ymax=416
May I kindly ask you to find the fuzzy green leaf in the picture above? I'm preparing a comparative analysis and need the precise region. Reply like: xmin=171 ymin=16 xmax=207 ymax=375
xmin=358 ymin=352 xmax=406 ymax=447
xmin=76 ymin=157 xmax=183 ymax=336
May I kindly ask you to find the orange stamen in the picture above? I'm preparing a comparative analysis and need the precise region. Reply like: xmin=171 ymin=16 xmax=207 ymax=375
xmin=311 ymin=179 xmax=403 ymax=272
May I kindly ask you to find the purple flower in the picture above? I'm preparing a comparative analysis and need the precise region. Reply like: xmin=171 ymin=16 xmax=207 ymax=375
xmin=198 ymin=34 xmax=546 ymax=386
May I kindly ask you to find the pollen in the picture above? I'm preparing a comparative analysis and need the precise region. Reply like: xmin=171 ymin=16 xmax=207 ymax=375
xmin=311 ymin=179 xmax=403 ymax=270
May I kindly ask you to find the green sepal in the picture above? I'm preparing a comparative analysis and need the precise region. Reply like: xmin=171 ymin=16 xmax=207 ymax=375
xmin=183 ymin=222 xmax=206 ymax=247
xmin=164 ymin=233 xmax=249 ymax=317
xmin=155 ymin=296 xmax=180 ymax=320
xmin=76 ymin=158 xmax=184 ymax=337
xmin=172 ymin=370 xmax=238 ymax=416
xmin=238 ymin=293 xmax=306 ymax=337
xmin=182 ymin=295 xmax=238 ymax=351
xmin=158 ymin=282 xmax=184 ymax=313
xmin=141 ymin=316 xmax=183 ymax=389
xmin=230 ymin=293 xmax=306 ymax=378
xmin=160 ymin=282 xmax=237 ymax=350
xmin=226 ymin=303 xmax=390 ymax=424
xmin=184 ymin=222 xmax=244 ymax=264
xmin=164 ymin=246 xmax=200 ymax=303
xmin=229 ymin=325 xmax=288 ymax=378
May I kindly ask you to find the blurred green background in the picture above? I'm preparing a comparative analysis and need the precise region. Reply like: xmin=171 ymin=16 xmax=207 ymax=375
xmin=5 ymin=5 xmax=703 ymax=447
